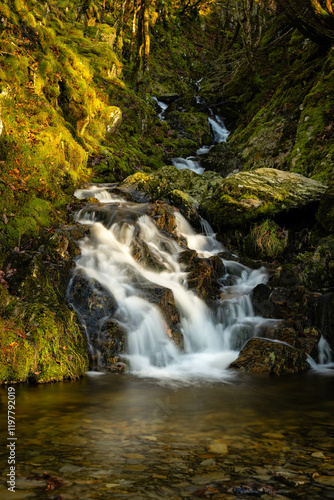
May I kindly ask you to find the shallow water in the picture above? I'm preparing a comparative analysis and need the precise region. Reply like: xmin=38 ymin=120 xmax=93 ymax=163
xmin=1 ymin=372 xmax=334 ymax=499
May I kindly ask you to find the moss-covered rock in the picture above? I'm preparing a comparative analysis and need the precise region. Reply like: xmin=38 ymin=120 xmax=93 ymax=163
xmin=122 ymin=165 xmax=222 ymax=206
xmin=230 ymin=337 xmax=310 ymax=375
xmin=201 ymin=168 xmax=326 ymax=230
xmin=165 ymin=110 xmax=211 ymax=145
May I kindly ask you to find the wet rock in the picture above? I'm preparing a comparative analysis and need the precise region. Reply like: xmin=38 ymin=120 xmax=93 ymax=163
xmin=230 ymin=337 xmax=309 ymax=375
xmin=179 ymin=250 xmax=224 ymax=305
xmin=201 ymin=168 xmax=326 ymax=230
xmin=67 ymin=270 xmax=120 ymax=367
xmin=68 ymin=270 xmax=116 ymax=323
xmin=130 ymin=236 xmax=166 ymax=272
xmin=253 ymin=284 xmax=319 ymax=328
xmin=100 ymin=318 xmax=127 ymax=361
xmin=147 ymin=201 xmax=177 ymax=235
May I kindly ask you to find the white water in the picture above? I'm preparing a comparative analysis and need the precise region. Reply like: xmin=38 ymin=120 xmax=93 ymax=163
xmin=171 ymin=157 xmax=205 ymax=174
xmin=70 ymin=186 xmax=277 ymax=382
xmin=308 ymin=336 xmax=334 ymax=373
xmin=152 ymin=97 xmax=169 ymax=120
xmin=208 ymin=114 xmax=230 ymax=144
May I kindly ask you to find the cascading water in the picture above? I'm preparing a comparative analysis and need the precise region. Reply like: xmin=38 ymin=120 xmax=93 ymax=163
xmin=153 ymin=93 xmax=230 ymax=173
xmin=68 ymin=185 xmax=278 ymax=382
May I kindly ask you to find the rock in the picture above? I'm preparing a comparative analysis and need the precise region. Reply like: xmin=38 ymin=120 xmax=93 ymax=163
xmin=105 ymin=106 xmax=122 ymax=135
xmin=253 ymin=284 xmax=319 ymax=327
xmin=272 ymin=236 xmax=334 ymax=292
xmin=67 ymin=270 xmax=118 ymax=367
xmin=100 ymin=318 xmax=127 ymax=363
xmin=156 ymin=93 xmax=180 ymax=104
xmin=316 ymin=180 xmax=334 ymax=233
xmin=122 ymin=167 xmax=326 ymax=235
xmin=0 ymin=227 xmax=90 ymax=383
xmin=230 ymin=337 xmax=309 ymax=375
xmin=202 ymin=168 xmax=326 ymax=230
xmin=179 ymin=250 xmax=224 ymax=305
xmin=147 ymin=201 xmax=178 ymax=235
xmin=208 ymin=441 xmax=228 ymax=454
xmin=165 ymin=110 xmax=211 ymax=145
xmin=130 ymin=236 xmax=166 ymax=272
xmin=122 ymin=165 xmax=222 ymax=207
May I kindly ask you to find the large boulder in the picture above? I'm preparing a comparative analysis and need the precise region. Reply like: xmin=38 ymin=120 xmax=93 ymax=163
xmin=122 ymin=165 xmax=222 ymax=205
xmin=122 ymin=167 xmax=326 ymax=234
xmin=230 ymin=337 xmax=309 ymax=375
xmin=201 ymin=168 xmax=327 ymax=230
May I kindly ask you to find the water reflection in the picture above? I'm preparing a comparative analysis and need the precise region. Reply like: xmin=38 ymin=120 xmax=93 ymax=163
xmin=0 ymin=373 xmax=334 ymax=499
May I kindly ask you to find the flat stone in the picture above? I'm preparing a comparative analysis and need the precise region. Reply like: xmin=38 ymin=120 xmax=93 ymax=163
xmin=200 ymin=459 xmax=216 ymax=466
xmin=123 ymin=453 xmax=146 ymax=460
xmin=208 ymin=441 xmax=228 ymax=454
xmin=125 ymin=464 xmax=147 ymax=471
xmin=59 ymin=464 xmax=83 ymax=473
xmin=314 ymin=475 xmax=334 ymax=486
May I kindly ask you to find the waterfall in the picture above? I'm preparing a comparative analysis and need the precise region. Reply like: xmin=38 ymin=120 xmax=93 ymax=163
xmin=152 ymin=97 xmax=169 ymax=120
xmin=68 ymin=185 xmax=277 ymax=382
xmin=208 ymin=115 xmax=230 ymax=144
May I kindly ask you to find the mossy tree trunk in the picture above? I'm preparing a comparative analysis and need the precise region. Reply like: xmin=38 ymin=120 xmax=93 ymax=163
xmin=134 ymin=0 xmax=150 ymax=85
xmin=143 ymin=0 xmax=150 ymax=72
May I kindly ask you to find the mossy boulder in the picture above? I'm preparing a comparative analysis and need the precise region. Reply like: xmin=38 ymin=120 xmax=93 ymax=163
xmin=122 ymin=165 xmax=222 ymax=206
xmin=165 ymin=110 xmax=211 ymax=145
xmin=201 ymin=168 xmax=327 ymax=230
xmin=230 ymin=337 xmax=310 ymax=375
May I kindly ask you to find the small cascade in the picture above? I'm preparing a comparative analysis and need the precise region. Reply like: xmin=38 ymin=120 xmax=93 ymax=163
xmin=308 ymin=337 xmax=334 ymax=372
xmin=152 ymin=97 xmax=169 ymax=120
xmin=171 ymin=157 xmax=205 ymax=174
xmin=69 ymin=186 xmax=277 ymax=382
xmin=152 ymin=90 xmax=229 ymax=173
xmin=208 ymin=114 xmax=230 ymax=144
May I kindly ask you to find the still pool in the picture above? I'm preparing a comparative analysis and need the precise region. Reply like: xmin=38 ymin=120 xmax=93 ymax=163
xmin=0 ymin=371 xmax=334 ymax=499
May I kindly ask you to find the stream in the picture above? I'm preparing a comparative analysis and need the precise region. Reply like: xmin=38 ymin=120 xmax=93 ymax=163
xmin=0 ymin=374 xmax=334 ymax=499
xmin=0 ymin=98 xmax=333 ymax=499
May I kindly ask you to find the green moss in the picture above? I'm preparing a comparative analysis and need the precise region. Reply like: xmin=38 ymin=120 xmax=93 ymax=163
xmin=244 ymin=220 xmax=288 ymax=260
